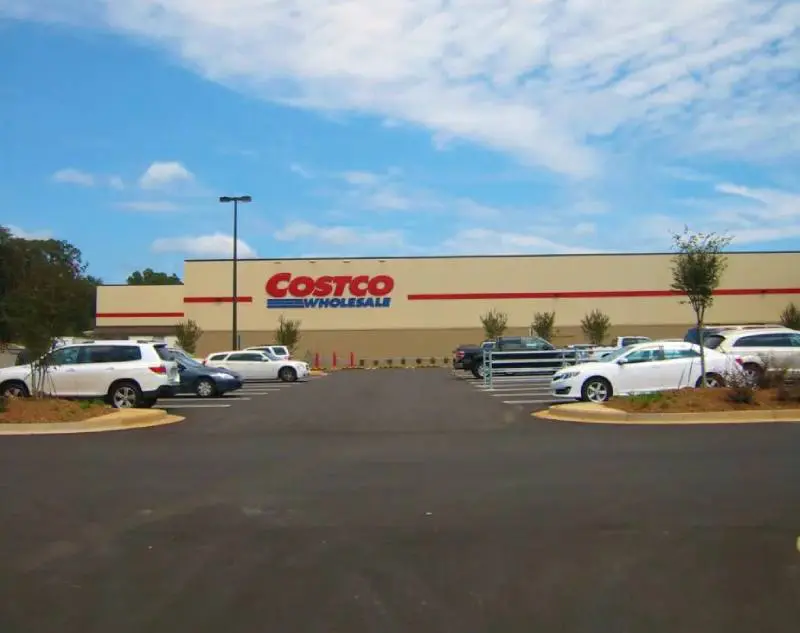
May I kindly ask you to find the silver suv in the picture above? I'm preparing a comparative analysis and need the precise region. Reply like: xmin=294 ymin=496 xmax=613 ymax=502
xmin=704 ymin=328 xmax=800 ymax=381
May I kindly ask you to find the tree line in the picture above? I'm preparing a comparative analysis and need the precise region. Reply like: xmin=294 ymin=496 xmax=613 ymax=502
xmin=0 ymin=226 xmax=184 ymax=359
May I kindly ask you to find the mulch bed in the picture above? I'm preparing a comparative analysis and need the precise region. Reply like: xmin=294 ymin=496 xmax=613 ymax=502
xmin=0 ymin=397 xmax=110 ymax=423
xmin=609 ymin=387 xmax=800 ymax=414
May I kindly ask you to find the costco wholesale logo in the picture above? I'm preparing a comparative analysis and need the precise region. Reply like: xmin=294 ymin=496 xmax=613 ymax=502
xmin=265 ymin=273 xmax=394 ymax=309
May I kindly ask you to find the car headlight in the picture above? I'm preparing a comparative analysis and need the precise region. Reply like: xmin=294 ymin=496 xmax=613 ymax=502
xmin=553 ymin=371 xmax=579 ymax=380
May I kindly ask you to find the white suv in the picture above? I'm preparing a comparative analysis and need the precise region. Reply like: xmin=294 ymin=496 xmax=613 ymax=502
xmin=704 ymin=328 xmax=800 ymax=381
xmin=0 ymin=340 xmax=180 ymax=408
xmin=245 ymin=345 xmax=291 ymax=360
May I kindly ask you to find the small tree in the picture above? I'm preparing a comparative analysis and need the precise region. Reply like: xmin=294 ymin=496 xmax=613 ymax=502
xmin=175 ymin=319 xmax=203 ymax=354
xmin=275 ymin=314 xmax=301 ymax=353
xmin=531 ymin=311 xmax=556 ymax=341
xmin=670 ymin=226 xmax=732 ymax=387
xmin=780 ymin=303 xmax=800 ymax=330
xmin=581 ymin=309 xmax=611 ymax=345
xmin=480 ymin=309 xmax=508 ymax=339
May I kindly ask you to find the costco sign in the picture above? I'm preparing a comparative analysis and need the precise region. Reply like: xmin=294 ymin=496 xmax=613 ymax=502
xmin=265 ymin=273 xmax=394 ymax=309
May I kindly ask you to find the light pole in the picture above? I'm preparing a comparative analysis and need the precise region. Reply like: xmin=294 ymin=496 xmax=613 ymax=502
xmin=219 ymin=195 xmax=252 ymax=349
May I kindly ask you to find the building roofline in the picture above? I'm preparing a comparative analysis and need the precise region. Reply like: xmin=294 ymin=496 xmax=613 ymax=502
xmin=184 ymin=250 xmax=800 ymax=263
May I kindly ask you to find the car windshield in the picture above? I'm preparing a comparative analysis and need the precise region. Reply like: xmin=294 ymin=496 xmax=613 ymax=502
xmin=271 ymin=346 xmax=289 ymax=355
xmin=597 ymin=347 xmax=632 ymax=362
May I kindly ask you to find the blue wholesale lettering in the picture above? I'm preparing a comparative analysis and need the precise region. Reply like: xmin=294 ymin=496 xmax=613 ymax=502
xmin=305 ymin=297 xmax=391 ymax=308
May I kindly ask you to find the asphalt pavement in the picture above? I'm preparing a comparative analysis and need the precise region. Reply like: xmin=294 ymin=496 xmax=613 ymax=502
xmin=0 ymin=368 xmax=799 ymax=633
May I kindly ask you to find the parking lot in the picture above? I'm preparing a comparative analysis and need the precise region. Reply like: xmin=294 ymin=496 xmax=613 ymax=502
xmin=154 ymin=376 xmax=324 ymax=412
xmin=1 ymin=368 xmax=799 ymax=633
xmin=452 ymin=369 xmax=557 ymax=408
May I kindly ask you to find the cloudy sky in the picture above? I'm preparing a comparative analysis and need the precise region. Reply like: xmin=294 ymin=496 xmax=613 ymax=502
xmin=2 ymin=0 xmax=798 ymax=281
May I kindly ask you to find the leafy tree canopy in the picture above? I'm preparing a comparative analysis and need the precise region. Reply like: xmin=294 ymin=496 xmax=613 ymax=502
xmin=127 ymin=268 xmax=182 ymax=285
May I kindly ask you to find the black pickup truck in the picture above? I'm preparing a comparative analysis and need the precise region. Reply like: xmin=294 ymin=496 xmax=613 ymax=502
xmin=453 ymin=336 xmax=562 ymax=378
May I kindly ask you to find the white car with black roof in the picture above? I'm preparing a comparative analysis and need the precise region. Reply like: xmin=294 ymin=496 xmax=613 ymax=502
xmin=550 ymin=340 xmax=742 ymax=403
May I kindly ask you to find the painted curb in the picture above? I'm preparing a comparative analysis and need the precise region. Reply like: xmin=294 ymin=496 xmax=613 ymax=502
xmin=0 ymin=408 xmax=185 ymax=436
xmin=533 ymin=402 xmax=800 ymax=425
xmin=309 ymin=370 xmax=328 ymax=376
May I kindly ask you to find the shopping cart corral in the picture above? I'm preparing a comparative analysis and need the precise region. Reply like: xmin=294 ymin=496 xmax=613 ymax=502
xmin=480 ymin=348 xmax=580 ymax=389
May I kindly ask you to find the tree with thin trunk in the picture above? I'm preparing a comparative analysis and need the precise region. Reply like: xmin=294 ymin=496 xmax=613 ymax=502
xmin=670 ymin=227 xmax=732 ymax=387
xmin=275 ymin=315 xmax=301 ymax=353
xmin=480 ymin=309 xmax=508 ymax=340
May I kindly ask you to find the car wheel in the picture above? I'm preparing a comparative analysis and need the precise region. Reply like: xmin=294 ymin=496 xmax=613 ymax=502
xmin=195 ymin=378 xmax=216 ymax=398
xmin=1 ymin=380 xmax=29 ymax=398
xmin=742 ymin=363 xmax=763 ymax=384
xmin=109 ymin=380 xmax=142 ymax=409
xmin=696 ymin=373 xmax=725 ymax=388
xmin=471 ymin=363 xmax=486 ymax=379
xmin=278 ymin=367 xmax=298 ymax=383
xmin=581 ymin=377 xmax=612 ymax=403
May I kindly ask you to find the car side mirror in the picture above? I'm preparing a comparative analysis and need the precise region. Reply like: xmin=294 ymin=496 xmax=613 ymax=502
xmin=616 ymin=357 xmax=628 ymax=365
xmin=177 ymin=364 xmax=185 ymax=372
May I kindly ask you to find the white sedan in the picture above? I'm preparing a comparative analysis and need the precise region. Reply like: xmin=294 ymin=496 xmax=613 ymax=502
xmin=550 ymin=341 xmax=742 ymax=403
xmin=202 ymin=350 xmax=309 ymax=382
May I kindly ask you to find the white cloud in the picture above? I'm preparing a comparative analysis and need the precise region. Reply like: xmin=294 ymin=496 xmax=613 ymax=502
xmin=108 ymin=175 xmax=125 ymax=189
xmin=289 ymin=163 xmax=312 ymax=178
xmin=574 ymin=222 xmax=596 ymax=236
xmin=274 ymin=221 xmax=405 ymax=248
xmin=151 ymin=233 xmax=256 ymax=258
xmin=139 ymin=161 xmax=195 ymax=189
xmin=441 ymin=228 xmax=602 ymax=255
xmin=51 ymin=168 xmax=94 ymax=186
xmin=116 ymin=201 xmax=182 ymax=212
xmin=6 ymin=225 xmax=52 ymax=240
xmin=7 ymin=0 xmax=798 ymax=178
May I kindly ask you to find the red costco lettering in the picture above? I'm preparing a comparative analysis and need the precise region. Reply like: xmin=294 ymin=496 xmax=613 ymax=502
xmin=265 ymin=273 xmax=394 ymax=298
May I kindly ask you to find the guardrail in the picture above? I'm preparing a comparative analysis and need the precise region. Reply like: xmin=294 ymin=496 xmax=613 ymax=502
xmin=481 ymin=348 xmax=581 ymax=388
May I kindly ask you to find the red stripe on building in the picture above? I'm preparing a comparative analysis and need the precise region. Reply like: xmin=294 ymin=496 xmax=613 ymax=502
xmin=96 ymin=312 xmax=185 ymax=318
xmin=406 ymin=287 xmax=800 ymax=301
xmin=183 ymin=296 xmax=254 ymax=303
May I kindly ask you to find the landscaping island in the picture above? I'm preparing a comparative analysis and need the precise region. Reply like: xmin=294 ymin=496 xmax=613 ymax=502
xmin=610 ymin=386 xmax=800 ymax=414
xmin=0 ymin=396 xmax=110 ymax=424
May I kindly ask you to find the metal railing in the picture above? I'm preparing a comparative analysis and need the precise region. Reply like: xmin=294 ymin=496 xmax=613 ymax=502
xmin=481 ymin=348 xmax=581 ymax=388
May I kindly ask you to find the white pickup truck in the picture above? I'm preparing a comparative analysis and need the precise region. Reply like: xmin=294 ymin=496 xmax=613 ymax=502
xmin=569 ymin=336 xmax=652 ymax=362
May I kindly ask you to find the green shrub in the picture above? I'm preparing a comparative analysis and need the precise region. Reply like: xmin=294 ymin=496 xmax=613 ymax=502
xmin=480 ymin=309 xmax=508 ymax=339
xmin=429 ymin=357 xmax=436 ymax=365
xmin=387 ymin=358 xmax=393 ymax=366
xmin=780 ymin=303 xmax=800 ymax=330
xmin=359 ymin=359 xmax=365 ymax=367
xmin=581 ymin=309 xmax=611 ymax=345
xmin=373 ymin=359 xmax=379 ymax=367
xmin=531 ymin=311 xmax=556 ymax=341
xmin=175 ymin=319 xmax=203 ymax=354
xmin=415 ymin=357 xmax=422 ymax=365
xmin=400 ymin=357 xmax=406 ymax=365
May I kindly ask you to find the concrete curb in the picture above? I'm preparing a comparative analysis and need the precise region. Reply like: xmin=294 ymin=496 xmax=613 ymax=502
xmin=533 ymin=402 xmax=800 ymax=425
xmin=0 ymin=408 xmax=185 ymax=436
xmin=309 ymin=370 xmax=328 ymax=376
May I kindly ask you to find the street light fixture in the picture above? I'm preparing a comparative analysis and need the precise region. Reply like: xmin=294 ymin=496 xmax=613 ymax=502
xmin=219 ymin=195 xmax=252 ymax=349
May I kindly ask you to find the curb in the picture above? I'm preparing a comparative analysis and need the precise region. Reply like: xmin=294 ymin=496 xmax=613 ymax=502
xmin=533 ymin=402 xmax=800 ymax=425
xmin=0 ymin=408 xmax=185 ymax=436
xmin=309 ymin=370 xmax=328 ymax=376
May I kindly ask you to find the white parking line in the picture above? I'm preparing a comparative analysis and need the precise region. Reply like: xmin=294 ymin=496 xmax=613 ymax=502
xmin=501 ymin=399 xmax=555 ymax=404
xmin=162 ymin=397 xmax=252 ymax=402
xmin=156 ymin=404 xmax=232 ymax=409
xmin=490 ymin=391 xmax=550 ymax=397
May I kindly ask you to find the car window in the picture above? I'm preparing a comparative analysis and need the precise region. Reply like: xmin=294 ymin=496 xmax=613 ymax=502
xmin=788 ymin=333 xmax=800 ymax=347
xmin=624 ymin=347 xmax=664 ymax=363
xmin=228 ymin=352 xmax=264 ymax=362
xmin=47 ymin=346 xmax=81 ymax=366
xmin=703 ymin=335 xmax=725 ymax=349
xmin=270 ymin=346 xmax=289 ymax=355
xmin=154 ymin=345 xmax=173 ymax=361
xmin=733 ymin=333 xmax=789 ymax=348
xmin=663 ymin=347 xmax=700 ymax=359
xmin=79 ymin=345 xmax=142 ymax=363
xmin=208 ymin=353 xmax=228 ymax=361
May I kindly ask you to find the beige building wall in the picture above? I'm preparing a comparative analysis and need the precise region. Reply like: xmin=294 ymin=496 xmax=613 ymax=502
xmin=95 ymin=252 xmax=800 ymax=360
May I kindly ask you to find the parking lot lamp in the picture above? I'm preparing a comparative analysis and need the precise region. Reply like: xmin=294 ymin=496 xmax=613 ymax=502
xmin=219 ymin=195 xmax=252 ymax=349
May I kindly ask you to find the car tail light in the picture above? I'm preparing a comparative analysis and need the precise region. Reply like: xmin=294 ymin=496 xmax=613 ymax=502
xmin=149 ymin=365 xmax=167 ymax=374
xmin=456 ymin=350 xmax=465 ymax=360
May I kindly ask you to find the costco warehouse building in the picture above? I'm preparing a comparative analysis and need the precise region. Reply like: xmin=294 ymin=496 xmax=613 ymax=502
xmin=95 ymin=252 xmax=800 ymax=360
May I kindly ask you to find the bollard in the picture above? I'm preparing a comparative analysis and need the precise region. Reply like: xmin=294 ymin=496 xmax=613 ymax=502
xmin=314 ymin=352 xmax=320 ymax=369
xmin=349 ymin=351 xmax=355 ymax=367
xmin=332 ymin=351 xmax=337 ymax=368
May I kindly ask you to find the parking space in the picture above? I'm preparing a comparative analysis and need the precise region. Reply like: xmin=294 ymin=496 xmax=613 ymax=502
xmin=452 ymin=370 xmax=559 ymax=408
xmin=154 ymin=376 xmax=326 ymax=411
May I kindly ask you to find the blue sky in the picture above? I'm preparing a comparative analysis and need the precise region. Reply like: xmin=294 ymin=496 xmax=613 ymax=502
xmin=2 ymin=0 xmax=799 ymax=282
